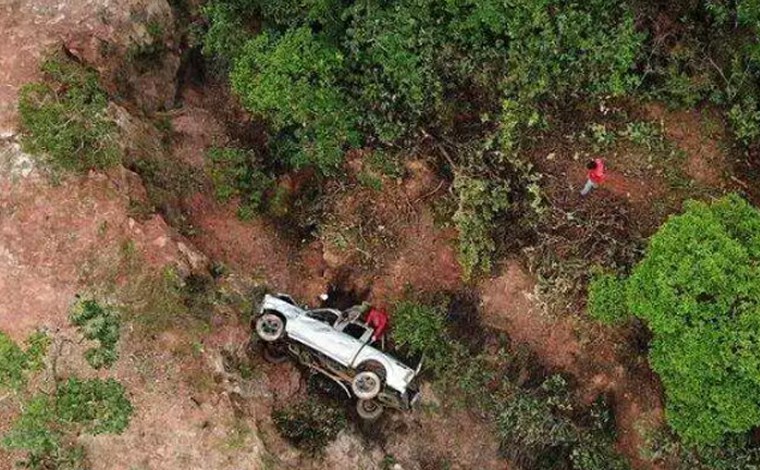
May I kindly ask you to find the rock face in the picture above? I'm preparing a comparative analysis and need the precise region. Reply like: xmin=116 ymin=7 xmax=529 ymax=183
xmin=0 ymin=0 xmax=179 ymax=134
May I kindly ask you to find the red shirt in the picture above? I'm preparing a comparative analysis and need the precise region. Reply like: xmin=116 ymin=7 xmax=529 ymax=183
xmin=588 ymin=159 xmax=606 ymax=184
xmin=366 ymin=307 xmax=388 ymax=341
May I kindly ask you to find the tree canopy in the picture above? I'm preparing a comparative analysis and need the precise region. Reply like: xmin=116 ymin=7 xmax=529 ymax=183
xmin=590 ymin=194 xmax=760 ymax=446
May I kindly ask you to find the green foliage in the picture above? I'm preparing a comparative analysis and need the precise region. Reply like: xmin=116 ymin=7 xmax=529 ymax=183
xmin=646 ymin=0 xmax=760 ymax=145
xmin=55 ymin=378 xmax=133 ymax=435
xmin=18 ymin=53 xmax=120 ymax=172
xmin=0 ymin=331 xmax=49 ymax=392
xmin=230 ymin=27 xmax=360 ymax=171
xmin=497 ymin=376 xmax=630 ymax=470
xmin=0 ymin=332 xmax=31 ymax=391
xmin=3 ymin=395 xmax=61 ymax=458
xmin=610 ymin=195 xmax=760 ymax=446
xmin=272 ymin=399 xmax=346 ymax=454
xmin=391 ymin=300 xmax=451 ymax=374
xmin=588 ymin=273 xmax=630 ymax=325
xmin=452 ymin=175 xmax=511 ymax=279
xmin=69 ymin=298 xmax=120 ymax=369
xmin=206 ymin=146 xmax=274 ymax=218
xmin=391 ymin=296 xmax=628 ymax=468
xmin=3 ymin=379 xmax=132 ymax=468
xmin=204 ymin=0 xmax=642 ymax=172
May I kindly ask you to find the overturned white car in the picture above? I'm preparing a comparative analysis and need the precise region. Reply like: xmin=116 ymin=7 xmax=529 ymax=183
xmin=253 ymin=293 xmax=422 ymax=420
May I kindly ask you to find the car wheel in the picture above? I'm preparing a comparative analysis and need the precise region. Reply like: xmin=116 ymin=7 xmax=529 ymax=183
xmin=262 ymin=342 xmax=288 ymax=364
xmin=356 ymin=399 xmax=384 ymax=421
xmin=352 ymin=370 xmax=382 ymax=400
xmin=255 ymin=313 xmax=285 ymax=342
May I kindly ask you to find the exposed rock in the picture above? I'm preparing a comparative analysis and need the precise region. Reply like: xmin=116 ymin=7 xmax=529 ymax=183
xmin=1 ymin=0 xmax=180 ymax=134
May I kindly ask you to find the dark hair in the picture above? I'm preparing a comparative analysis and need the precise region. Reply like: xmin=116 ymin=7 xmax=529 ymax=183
xmin=586 ymin=160 xmax=598 ymax=170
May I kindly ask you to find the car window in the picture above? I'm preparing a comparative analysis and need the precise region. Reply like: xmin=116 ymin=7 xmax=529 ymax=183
xmin=306 ymin=309 xmax=339 ymax=326
xmin=343 ymin=322 xmax=367 ymax=340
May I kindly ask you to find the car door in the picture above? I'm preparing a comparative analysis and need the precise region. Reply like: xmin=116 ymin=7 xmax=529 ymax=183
xmin=287 ymin=309 xmax=363 ymax=366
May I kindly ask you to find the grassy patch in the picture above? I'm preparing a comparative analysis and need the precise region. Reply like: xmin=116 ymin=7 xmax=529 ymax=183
xmin=18 ymin=51 xmax=120 ymax=172
xmin=0 ymin=331 xmax=50 ymax=392
xmin=69 ymin=298 xmax=121 ymax=369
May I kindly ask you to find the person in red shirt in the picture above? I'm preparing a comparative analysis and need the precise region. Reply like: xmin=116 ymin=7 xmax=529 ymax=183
xmin=581 ymin=158 xmax=606 ymax=196
xmin=365 ymin=307 xmax=388 ymax=343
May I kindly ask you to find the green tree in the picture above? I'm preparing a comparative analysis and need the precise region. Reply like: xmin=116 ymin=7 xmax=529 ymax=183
xmin=230 ymin=26 xmax=360 ymax=171
xmin=589 ymin=194 xmax=760 ymax=446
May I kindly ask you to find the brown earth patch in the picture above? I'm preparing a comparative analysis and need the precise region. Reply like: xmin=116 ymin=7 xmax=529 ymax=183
xmin=644 ymin=103 xmax=728 ymax=188
xmin=0 ymin=146 xmax=192 ymax=342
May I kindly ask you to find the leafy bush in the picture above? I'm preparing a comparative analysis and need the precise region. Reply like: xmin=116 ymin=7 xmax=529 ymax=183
xmin=230 ymin=27 xmax=360 ymax=171
xmin=18 ymin=52 xmax=120 ymax=172
xmin=206 ymin=146 xmax=273 ymax=218
xmin=204 ymin=0 xmax=642 ymax=172
xmin=452 ymin=175 xmax=511 ymax=279
xmin=391 ymin=300 xmax=451 ymax=373
xmin=272 ymin=399 xmax=346 ymax=454
xmin=69 ymin=298 xmax=120 ymax=369
xmin=587 ymin=273 xmax=630 ymax=325
xmin=3 ymin=378 xmax=132 ymax=468
xmin=55 ymin=378 xmax=133 ymax=435
xmin=497 ymin=376 xmax=630 ymax=470
xmin=645 ymin=0 xmax=760 ymax=145
xmin=608 ymin=194 xmax=760 ymax=446
xmin=0 ymin=331 xmax=50 ymax=392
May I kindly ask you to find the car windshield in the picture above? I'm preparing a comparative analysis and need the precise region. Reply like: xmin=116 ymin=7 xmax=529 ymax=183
xmin=306 ymin=309 xmax=339 ymax=326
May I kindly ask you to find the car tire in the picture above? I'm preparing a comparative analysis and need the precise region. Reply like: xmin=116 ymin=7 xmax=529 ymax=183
xmin=255 ymin=313 xmax=285 ymax=342
xmin=356 ymin=399 xmax=384 ymax=421
xmin=352 ymin=370 xmax=383 ymax=400
xmin=262 ymin=342 xmax=288 ymax=364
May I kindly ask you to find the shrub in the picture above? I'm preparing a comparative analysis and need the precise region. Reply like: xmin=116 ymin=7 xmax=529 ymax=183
xmin=18 ymin=52 xmax=120 ymax=172
xmin=452 ymin=175 xmax=511 ymax=279
xmin=206 ymin=146 xmax=273 ymax=218
xmin=205 ymin=0 xmax=643 ymax=173
xmin=230 ymin=27 xmax=360 ymax=171
xmin=0 ymin=331 xmax=50 ymax=392
xmin=391 ymin=300 xmax=451 ymax=373
xmin=55 ymin=378 xmax=133 ymax=435
xmin=588 ymin=273 xmax=630 ymax=325
xmin=612 ymin=194 xmax=760 ymax=446
xmin=645 ymin=0 xmax=760 ymax=146
xmin=497 ymin=376 xmax=629 ymax=470
xmin=69 ymin=298 xmax=120 ymax=369
xmin=3 ymin=378 xmax=132 ymax=468
xmin=272 ymin=399 xmax=346 ymax=454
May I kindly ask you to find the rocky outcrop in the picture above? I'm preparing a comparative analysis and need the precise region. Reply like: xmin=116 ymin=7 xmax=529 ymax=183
xmin=1 ymin=0 xmax=180 ymax=135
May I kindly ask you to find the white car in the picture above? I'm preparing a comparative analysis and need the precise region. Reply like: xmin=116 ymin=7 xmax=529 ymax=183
xmin=253 ymin=293 xmax=422 ymax=419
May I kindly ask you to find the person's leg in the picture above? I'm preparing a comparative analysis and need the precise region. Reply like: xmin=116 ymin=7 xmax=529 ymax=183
xmin=580 ymin=179 xmax=596 ymax=196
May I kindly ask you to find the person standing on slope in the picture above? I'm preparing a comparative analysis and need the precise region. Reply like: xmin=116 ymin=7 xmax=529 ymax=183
xmin=581 ymin=158 xmax=606 ymax=196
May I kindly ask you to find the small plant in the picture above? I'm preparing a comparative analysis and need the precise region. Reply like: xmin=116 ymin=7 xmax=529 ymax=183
xmin=17 ymin=52 xmax=120 ymax=172
xmin=206 ymin=146 xmax=274 ymax=218
xmin=3 ymin=378 xmax=133 ymax=468
xmin=588 ymin=123 xmax=616 ymax=151
xmin=55 ymin=378 xmax=133 ymax=435
xmin=620 ymin=121 xmax=663 ymax=151
xmin=0 ymin=331 xmax=50 ymax=392
xmin=272 ymin=399 xmax=346 ymax=455
xmin=69 ymin=298 xmax=120 ymax=369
